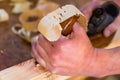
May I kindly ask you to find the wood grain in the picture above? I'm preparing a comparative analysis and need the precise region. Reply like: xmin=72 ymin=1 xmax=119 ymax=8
xmin=0 ymin=59 xmax=70 ymax=80
xmin=0 ymin=59 xmax=43 ymax=80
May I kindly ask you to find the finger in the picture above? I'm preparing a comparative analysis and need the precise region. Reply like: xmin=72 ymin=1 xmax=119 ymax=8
xmin=36 ymin=41 xmax=49 ymax=61
xmin=32 ymin=42 xmax=46 ymax=67
xmin=80 ymin=2 xmax=94 ymax=20
xmin=36 ymin=41 xmax=54 ymax=70
xmin=70 ymin=22 xmax=92 ymax=44
xmin=72 ymin=22 xmax=86 ymax=38
xmin=38 ymin=35 xmax=53 ymax=53
xmin=103 ymin=14 xmax=120 ymax=37
xmin=38 ymin=34 xmax=67 ymax=56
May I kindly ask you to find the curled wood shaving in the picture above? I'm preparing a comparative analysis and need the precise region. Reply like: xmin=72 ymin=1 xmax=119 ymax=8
xmin=0 ymin=9 xmax=9 ymax=22
xmin=11 ymin=1 xmax=32 ymax=14
xmin=36 ymin=0 xmax=59 ymax=15
xmin=19 ymin=9 xmax=43 ymax=32
xmin=11 ymin=24 xmax=39 ymax=42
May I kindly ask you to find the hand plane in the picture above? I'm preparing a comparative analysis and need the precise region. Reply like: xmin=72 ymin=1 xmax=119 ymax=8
xmin=87 ymin=1 xmax=120 ymax=36
xmin=87 ymin=1 xmax=120 ymax=48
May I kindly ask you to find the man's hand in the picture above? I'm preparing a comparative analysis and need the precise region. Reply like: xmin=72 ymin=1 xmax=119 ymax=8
xmin=32 ymin=23 xmax=96 ymax=76
xmin=32 ymin=22 xmax=120 ymax=77
xmin=80 ymin=0 xmax=120 ymax=37
xmin=32 ymin=0 xmax=120 ymax=77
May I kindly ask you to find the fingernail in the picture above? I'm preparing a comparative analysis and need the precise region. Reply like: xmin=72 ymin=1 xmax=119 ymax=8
xmin=104 ymin=30 xmax=111 ymax=37
xmin=40 ymin=59 xmax=46 ymax=68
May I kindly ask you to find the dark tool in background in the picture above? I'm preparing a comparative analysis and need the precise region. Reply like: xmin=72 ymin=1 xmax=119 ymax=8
xmin=87 ymin=1 xmax=120 ymax=36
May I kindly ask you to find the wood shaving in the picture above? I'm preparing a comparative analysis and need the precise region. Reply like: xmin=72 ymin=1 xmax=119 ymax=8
xmin=19 ymin=9 xmax=43 ymax=31
xmin=0 ymin=9 xmax=9 ymax=22
xmin=11 ymin=1 xmax=32 ymax=14
xmin=11 ymin=24 xmax=39 ymax=42
xmin=36 ymin=0 xmax=59 ymax=15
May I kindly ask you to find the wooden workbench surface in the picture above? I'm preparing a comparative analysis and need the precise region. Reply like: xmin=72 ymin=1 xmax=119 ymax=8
xmin=0 ymin=0 xmax=33 ymax=70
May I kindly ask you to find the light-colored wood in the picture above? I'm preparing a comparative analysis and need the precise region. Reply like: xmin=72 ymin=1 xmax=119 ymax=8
xmin=0 ymin=59 xmax=71 ymax=80
xmin=0 ymin=59 xmax=43 ymax=80
xmin=112 ymin=26 xmax=120 ymax=42
xmin=0 ymin=59 xmax=84 ymax=80
xmin=106 ymin=39 xmax=120 ymax=49
xmin=0 ymin=59 xmax=86 ymax=80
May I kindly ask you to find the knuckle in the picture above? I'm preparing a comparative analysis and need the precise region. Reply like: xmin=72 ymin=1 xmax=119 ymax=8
xmin=53 ymin=40 xmax=67 ymax=50
xmin=57 ymin=42 xmax=68 ymax=51
xmin=51 ymin=52 xmax=61 ymax=61
xmin=51 ymin=54 xmax=62 ymax=68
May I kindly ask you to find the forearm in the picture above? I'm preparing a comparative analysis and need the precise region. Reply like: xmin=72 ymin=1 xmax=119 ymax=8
xmin=89 ymin=47 xmax=120 ymax=77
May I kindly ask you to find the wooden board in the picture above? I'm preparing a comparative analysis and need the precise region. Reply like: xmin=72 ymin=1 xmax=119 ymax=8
xmin=0 ymin=59 xmax=88 ymax=80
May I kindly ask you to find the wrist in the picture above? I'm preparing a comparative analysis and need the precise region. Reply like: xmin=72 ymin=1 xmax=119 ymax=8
xmin=78 ymin=47 xmax=98 ymax=77
xmin=88 ymin=47 xmax=120 ymax=77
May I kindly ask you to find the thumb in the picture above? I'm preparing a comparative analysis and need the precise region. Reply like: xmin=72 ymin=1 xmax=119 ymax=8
xmin=72 ymin=22 xmax=87 ymax=37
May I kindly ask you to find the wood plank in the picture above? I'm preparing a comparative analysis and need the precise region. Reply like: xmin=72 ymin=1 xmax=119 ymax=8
xmin=0 ymin=59 xmax=71 ymax=80
xmin=0 ymin=59 xmax=43 ymax=80
xmin=0 ymin=58 xmax=86 ymax=80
